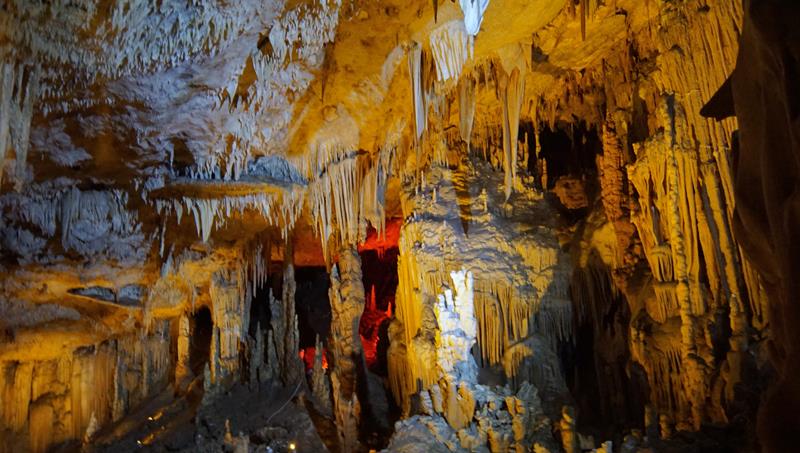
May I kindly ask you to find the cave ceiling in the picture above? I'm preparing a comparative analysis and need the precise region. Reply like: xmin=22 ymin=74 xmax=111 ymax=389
xmin=0 ymin=0 xmax=667 ymax=272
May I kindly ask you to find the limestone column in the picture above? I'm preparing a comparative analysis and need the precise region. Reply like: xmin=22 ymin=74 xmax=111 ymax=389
xmin=175 ymin=314 xmax=190 ymax=387
xmin=328 ymin=245 xmax=366 ymax=452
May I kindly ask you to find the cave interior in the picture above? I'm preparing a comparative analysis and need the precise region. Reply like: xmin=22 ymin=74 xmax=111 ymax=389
xmin=1 ymin=0 xmax=800 ymax=452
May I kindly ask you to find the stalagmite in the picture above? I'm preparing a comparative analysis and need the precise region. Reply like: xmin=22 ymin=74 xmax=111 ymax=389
xmin=175 ymin=314 xmax=191 ymax=388
xmin=249 ymin=323 xmax=268 ymax=388
xmin=331 ymin=371 xmax=360 ymax=452
xmin=310 ymin=335 xmax=332 ymax=415
xmin=560 ymin=406 xmax=578 ymax=453
xmin=280 ymin=238 xmax=303 ymax=386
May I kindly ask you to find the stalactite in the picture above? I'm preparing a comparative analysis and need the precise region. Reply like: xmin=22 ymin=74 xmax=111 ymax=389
xmin=459 ymin=75 xmax=476 ymax=152
xmin=500 ymin=67 xmax=525 ymax=201
xmin=598 ymin=118 xmax=626 ymax=222
xmin=430 ymin=21 xmax=470 ymax=83
xmin=10 ymin=64 xmax=39 ymax=190
xmin=459 ymin=0 xmax=490 ymax=37
xmin=408 ymin=43 xmax=427 ymax=141
xmin=0 ymin=60 xmax=38 ymax=190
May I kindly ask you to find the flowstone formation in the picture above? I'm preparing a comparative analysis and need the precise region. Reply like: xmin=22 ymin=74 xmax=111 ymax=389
xmin=1 ymin=0 xmax=798 ymax=451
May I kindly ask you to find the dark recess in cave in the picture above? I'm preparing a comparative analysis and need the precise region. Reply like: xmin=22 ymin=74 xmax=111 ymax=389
xmin=190 ymin=306 xmax=213 ymax=376
xmin=248 ymin=280 xmax=275 ymax=338
xmin=563 ymin=254 xmax=647 ymax=442
xmin=359 ymin=247 xmax=399 ymax=376
xmin=296 ymin=267 xmax=331 ymax=348
xmin=535 ymin=120 xmax=601 ymax=189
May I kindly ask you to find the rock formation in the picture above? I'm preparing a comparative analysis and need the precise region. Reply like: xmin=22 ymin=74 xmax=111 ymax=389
xmin=0 ymin=0 xmax=797 ymax=451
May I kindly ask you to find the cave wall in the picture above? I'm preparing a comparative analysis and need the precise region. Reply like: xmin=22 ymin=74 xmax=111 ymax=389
xmin=0 ymin=326 xmax=170 ymax=453
xmin=384 ymin=0 xmax=770 ymax=446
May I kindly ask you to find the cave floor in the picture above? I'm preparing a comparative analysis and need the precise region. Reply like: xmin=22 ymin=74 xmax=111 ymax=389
xmin=85 ymin=379 xmax=328 ymax=453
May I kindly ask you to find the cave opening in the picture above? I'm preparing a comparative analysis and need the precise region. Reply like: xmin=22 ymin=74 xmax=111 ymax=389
xmin=295 ymin=266 xmax=332 ymax=371
xmin=189 ymin=306 xmax=213 ymax=377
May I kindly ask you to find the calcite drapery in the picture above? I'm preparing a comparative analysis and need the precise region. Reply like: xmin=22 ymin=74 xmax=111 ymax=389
xmin=0 ymin=326 xmax=171 ymax=452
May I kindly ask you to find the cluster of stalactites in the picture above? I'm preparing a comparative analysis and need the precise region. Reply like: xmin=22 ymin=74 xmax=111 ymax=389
xmin=430 ymin=20 xmax=471 ymax=84
xmin=152 ymin=189 xmax=304 ymax=244
xmin=0 ymin=58 xmax=39 ymax=191
xmin=433 ymin=269 xmax=478 ymax=382
xmin=388 ymin=218 xmax=571 ymax=406
xmin=60 ymin=187 xmax=142 ymax=252
xmin=244 ymin=240 xmax=271 ymax=297
xmin=406 ymin=35 xmax=528 ymax=202
xmin=183 ymin=144 xmax=251 ymax=183
xmin=307 ymin=146 xmax=393 ymax=261
xmin=6 ymin=1 xmax=265 ymax=85
xmin=197 ymin=0 xmax=344 ymax=182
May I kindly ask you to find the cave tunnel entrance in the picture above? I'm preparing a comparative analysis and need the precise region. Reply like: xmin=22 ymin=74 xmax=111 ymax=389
xmin=295 ymin=267 xmax=332 ymax=371
xmin=189 ymin=306 xmax=213 ymax=376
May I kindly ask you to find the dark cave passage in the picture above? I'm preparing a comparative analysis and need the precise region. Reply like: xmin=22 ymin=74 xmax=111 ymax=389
xmin=248 ymin=281 xmax=274 ymax=338
xmin=295 ymin=266 xmax=332 ymax=371
xmin=189 ymin=306 xmax=213 ymax=376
